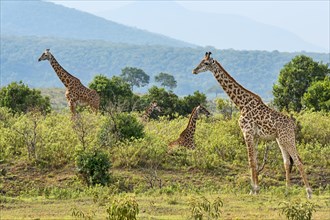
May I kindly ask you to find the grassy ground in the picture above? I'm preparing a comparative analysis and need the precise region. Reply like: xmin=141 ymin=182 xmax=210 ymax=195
xmin=1 ymin=191 xmax=330 ymax=219
xmin=1 ymin=163 xmax=329 ymax=220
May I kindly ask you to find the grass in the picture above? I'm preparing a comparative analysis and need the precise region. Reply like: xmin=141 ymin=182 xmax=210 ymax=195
xmin=1 ymin=192 xmax=329 ymax=219
xmin=1 ymin=163 xmax=329 ymax=220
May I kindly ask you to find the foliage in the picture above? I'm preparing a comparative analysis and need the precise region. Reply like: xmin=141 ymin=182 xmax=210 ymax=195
xmin=120 ymin=67 xmax=150 ymax=91
xmin=189 ymin=196 xmax=223 ymax=220
xmin=154 ymin=72 xmax=177 ymax=90
xmin=143 ymin=86 xmax=181 ymax=118
xmin=71 ymin=207 xmax=96 ymax=220
xmin=215 ymin=97 xmax=237 ymax=119
xmin=99 ymin=113 xmax=145 ymax=144
xmin=302 ymin=76 xmax=330 ymax=111
xmin=89 ymin=75 xmax=135 ymax=112
xmin=75 ymin=150 xmax=112 ymax=186
xmin=0 ymin=81 xmax=51 ymax=114
xmin=279 ymin=201 xmax=319 ymax=220
xmin=106 ymin=196 xmax=139 ymax=220
xmin=181 ymin=91 xmax=208 ymax=115
xmin=273 ymin=55 xmax=329 ymax=112
xmin=2 ymin=36 xmax=329 ymax=99
xmin=296 ymin=111 xmax=330 ymax=146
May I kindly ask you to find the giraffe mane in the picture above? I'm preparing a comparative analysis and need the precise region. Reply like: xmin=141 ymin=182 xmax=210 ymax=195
xmin=186 ymin=106 xmax=198 ymax=128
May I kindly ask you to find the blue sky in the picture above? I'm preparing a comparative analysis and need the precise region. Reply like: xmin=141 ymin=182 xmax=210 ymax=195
xmin=50 ymin=1 xmax=329 ymax=53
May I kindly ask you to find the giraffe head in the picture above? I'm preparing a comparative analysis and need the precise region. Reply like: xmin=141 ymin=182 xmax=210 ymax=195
xmin=196 ymin=105 xmax=211 ymax=118
xmin=151 ymin=101 xmax=161 ymax=112
xmin=192 ymin=52 xmax=215 ymax=74
xmin=38 ymin=49 xmax=52 ymax=62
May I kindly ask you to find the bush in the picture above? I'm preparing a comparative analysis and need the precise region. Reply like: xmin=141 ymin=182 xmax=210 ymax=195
xmin=189 ymin=196 xmax=223 ymax=220
xmin=106 ymin=196 xmax=139 ymax=220
xmin=75 ymin=150 xmax=112 ymax=186
xmin=279 ymin=200 xmax=319 ymax=220
xmin=99 ymin=113 xmax=144 ymax=144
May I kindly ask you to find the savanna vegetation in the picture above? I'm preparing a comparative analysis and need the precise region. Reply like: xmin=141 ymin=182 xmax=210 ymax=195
xmin=0 ymin=55 xmax=329 ymax=219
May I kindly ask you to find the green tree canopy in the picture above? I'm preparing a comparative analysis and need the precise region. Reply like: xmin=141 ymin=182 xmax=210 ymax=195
xmin=302 ymin=76 xmax=330 ymax=111
xmin=143 ymin=86 xmax=180 ymax=118
xmin=120 ymin=67 xmax=150 ymax=91
xmin=181 ymin=91 xmax=208 ymax=116
xmin=0 ymin=81 xmax=51 ymax=114
xmin=89 ymin=75 xmax=136 ymax=111
xmin=154 ymin=72 xmax=177 ymax=90
xmin=272 ymin=55 xmax=329 ymax=112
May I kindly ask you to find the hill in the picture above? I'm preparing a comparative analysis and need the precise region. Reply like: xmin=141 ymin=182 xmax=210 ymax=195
xmin=0 ymin=0 xmax=194 ymax=48
xmin=1 ymin=36 xmax=329 ymax=99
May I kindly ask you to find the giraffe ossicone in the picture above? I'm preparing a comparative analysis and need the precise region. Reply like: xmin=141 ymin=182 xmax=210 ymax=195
xmin=38 ymin=49 xmax=100 ymax=116
xmin=193 ymin=52 xmax=312 ymax=199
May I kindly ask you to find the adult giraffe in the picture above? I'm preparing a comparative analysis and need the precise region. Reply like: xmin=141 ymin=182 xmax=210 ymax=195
xmin=38 ymin=49 xmax=100 ymax=116
xmin=192 ymin=52 xmax=312 ymax=199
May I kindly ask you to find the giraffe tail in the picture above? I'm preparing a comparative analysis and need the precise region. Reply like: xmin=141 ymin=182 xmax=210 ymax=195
xmin=289 ymin=156 xmax=294 ymax=173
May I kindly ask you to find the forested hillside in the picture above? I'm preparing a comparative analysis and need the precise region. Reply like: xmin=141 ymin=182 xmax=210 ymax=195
xmin=1 ymin=36 xmax=329 ymax=99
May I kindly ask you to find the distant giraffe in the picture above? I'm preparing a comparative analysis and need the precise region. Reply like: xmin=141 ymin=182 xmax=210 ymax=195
xmin=168 ymin=105 xmax=210 ymax=149
xmin=192 ymin=52 xmax=312 ymax=198
xmin=38 ymin=49 xmax=100 ymax=116
xmin=141 ymin=101 xmax=161 ymax=122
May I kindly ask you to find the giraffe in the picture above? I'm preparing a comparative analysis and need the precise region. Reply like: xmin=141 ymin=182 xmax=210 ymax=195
xmin=141 ymin=101 xmax=161 ymax=122
xmin=192 ymin=52 xmax=312 ymax=199
xmin=38 ymin=49 xmax=100 ymax=116
xmin=168 ymin=105 xmax=210 ymax=149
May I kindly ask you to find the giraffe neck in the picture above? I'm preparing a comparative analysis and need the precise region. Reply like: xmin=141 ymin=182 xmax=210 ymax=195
xmin=142 ymin=105 xmax=154 ymax=120
xmin=211 ymin=60 xmax=262 ymax=109
xmin=49 ymin=55 xmax=76 ymax=88
xmin=186 ymin=107 xmax=199 ymax=134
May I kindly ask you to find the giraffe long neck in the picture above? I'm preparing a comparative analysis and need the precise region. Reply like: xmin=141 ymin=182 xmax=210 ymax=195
xmin=142 ymin=105 xmax=154 ymax=121
xmin=211 ymin=60 xmax=262 ymax=110
xmin=186 ymin=107 xmax=199 ymax=134
xmin=49 ymin=56 xmax=76 ymax=88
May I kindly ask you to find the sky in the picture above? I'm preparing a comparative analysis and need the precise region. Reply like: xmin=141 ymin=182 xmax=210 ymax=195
xmin=49 ymin=0 xmax=329 ymax=53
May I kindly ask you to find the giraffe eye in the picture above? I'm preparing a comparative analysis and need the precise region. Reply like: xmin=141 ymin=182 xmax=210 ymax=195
xmin=204 ymin=62 xmax=209 ymax=66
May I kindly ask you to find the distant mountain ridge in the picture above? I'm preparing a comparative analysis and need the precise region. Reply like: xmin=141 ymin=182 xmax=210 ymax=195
xmin=1 ymin=36 xmax=329 ymax=100
xmin=98 ymin=1 xmax=326 ymax=52
xmin=0 ymin=0 xmax=195 ymax=48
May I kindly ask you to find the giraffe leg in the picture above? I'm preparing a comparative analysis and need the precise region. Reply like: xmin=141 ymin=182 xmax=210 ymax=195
xmin=68 ymin=100 xmax=77 ymax=116
xmin=277 ymin=141 xmax=291 ymax=188
xmin=290 ymin=153 xmax=312 ymax=199
xmin=278 ymin=137 xmax=312 ymax=199
xmin=243 ymin=133 xmax=259 ymax=195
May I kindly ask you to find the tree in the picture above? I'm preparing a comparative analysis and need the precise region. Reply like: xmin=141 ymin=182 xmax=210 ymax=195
xmin=273 ymin=55 xmax=329 ymax=112
xmin=154 ymin=72 xmax=177 ymax=90
xmin=0 ymin=81 xmax=51 ymax=114
xmin=120 ymin=67 xmax=150 ymax=91
xmin=302 ymin=76 xmax=330 ymax=111
xmin=144 ymin=86 xmax=180 ymax=118
xmin=216 ymin=98 xmax=237 ymax=119
xmin=181 ymin=91 xmax=208 ymax=116
xmin=89 ymin=75 xmax=136 ymax=112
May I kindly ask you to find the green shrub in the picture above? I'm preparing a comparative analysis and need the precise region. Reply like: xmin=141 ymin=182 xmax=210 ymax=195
xmin=106 ymin=196 xmax=139 ymax=220
xmin=279 ymin=200 xmax=319 ymax=220
xmin=99 ymin=113 xmax=144 ymax=145
xmin=189 ymin=196 xmax=223 ymax=220
xmin=75 ymin=150 xmax=111 ymax=186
